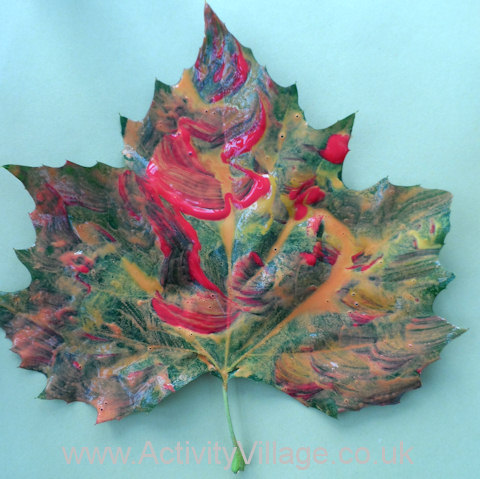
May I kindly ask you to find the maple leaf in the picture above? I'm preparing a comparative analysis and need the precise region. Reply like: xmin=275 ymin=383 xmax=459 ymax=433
xmin=0 ymin=4 xmax=464 ymax=473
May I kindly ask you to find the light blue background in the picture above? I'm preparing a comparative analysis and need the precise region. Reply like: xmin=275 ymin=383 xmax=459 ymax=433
xmin=0 ymin=1 xmax=478 ymax=478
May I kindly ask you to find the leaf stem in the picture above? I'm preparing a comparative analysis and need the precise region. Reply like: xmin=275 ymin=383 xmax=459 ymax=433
xmin=222 ymin=380 xmax=245 ymax=473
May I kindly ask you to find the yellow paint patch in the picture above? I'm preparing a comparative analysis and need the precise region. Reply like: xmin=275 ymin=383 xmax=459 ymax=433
xmin=74 ymin=223 xmax=102 ymax=244
xmin=285 ymin=209 xmax=357 ymax=316
xmin=220 ymin=209 xmax=236 ymax=265
xmin=175 ymin=70 xmax=207 ymax=108
xmin=266 ymin=217 xmax=297 ymax=263
xmin=122 ymin=258 xmax=163 ymax=294
xmin=123 ymin=120 xmax=142 ymax=148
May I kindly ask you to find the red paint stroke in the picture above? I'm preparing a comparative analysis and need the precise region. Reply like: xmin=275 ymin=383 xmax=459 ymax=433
xmin=230 ymin=252 xmax=264 ymax=285
xmin=152 ymin=292 xmax=240 ymax=334
xmin=74 ymin=274 xmax=91 ymax=293
xmin=351 ymin=251 xmax=364 ymax=263
xmin=34 ymin=183 xmax=67 ymax=217
xmin=230 ymin=167 xmax=270 ymax=210
xmin=146 ymin=127 xmax=230 ymax=220
xmin=54 ymin=307 xmax=76 ymax=325
xmin=145 ymin=101 xmax=269 ymax=222
xmin=59 ymin=252 xmax=94 ymax=274
xmin=31 ymin=184 xmax=79 ymax=243
xmin=347 ymin=254 xmax=383 ymax=272
xmin=222 ymin=102 xmax=271 ymax=210
xmin=11 ymin=319 xmax=62 ymax=368
xmin=348 ymin=311 xmax=381 ymax=326
xmin=288 ymin=178 xmax=326 ymax=221
xmin=282 ymin=381 xmax=324 ymax=401
xmin=195 ymin=7 xmax=250 ymax=103
xmin=91 ymin=224 xmax=117 ymax=242
xmin=319 ymin=134 xmax=350 ymax=165
xmin=164 ymin=383 xmax=176 ymax=393
xmin=59 ymin=252 xmax=94 ymax=293
xmin=118 ymin=171 xmax=142 ymax=221
xmin=138 ymin=177 xmax=225 ymax=296
xmin=120 ymin=101 xmax=270 ymax=333
xmin=248 ymin=251 xmax=264 ymax=267
xmin=210 ymin=40 xmax=250 ymax=103
xmin=178 ymin=116 xmax=220 ymax=143
xmin=83 ymin=333 xmax=109 ymax=342
xmin=222 ymin=101 xmax=266 ymax=161
xmin=307 ymin=214 xmax=324 ymax=236
xmin=228 ymin=252 xmax=267 ymax=312
xmin=213 ymin=62 xmax=225 ymax=83
xmin=315 ymin=243 xmax=338 ymax=266
xmin=300 ymin=252 xmax=317 ymax=266
xmin=300 ymin=241 xmax=339 ymax=267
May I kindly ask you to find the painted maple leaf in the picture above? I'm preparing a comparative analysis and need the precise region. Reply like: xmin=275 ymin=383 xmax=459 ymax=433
xmin=0 ymin=4 xmax=464 ymax=473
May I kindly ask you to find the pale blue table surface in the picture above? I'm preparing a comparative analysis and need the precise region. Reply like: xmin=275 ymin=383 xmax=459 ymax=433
xmin=0 ymin=1 xmax=479 ymax=478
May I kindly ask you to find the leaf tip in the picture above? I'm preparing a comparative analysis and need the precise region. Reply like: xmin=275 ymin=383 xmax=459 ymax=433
xmin=448 ymin=326 xmax=467 ymax=342
xmin=203 ymin=2 xmax=226 ymax=36
xmin=36 ymin=389 xmax=47 ymax=400
xmin=119 ymin=115 xmax=128 ymax=137
xmin=342 ymin=112 xmax=356 ymax=136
